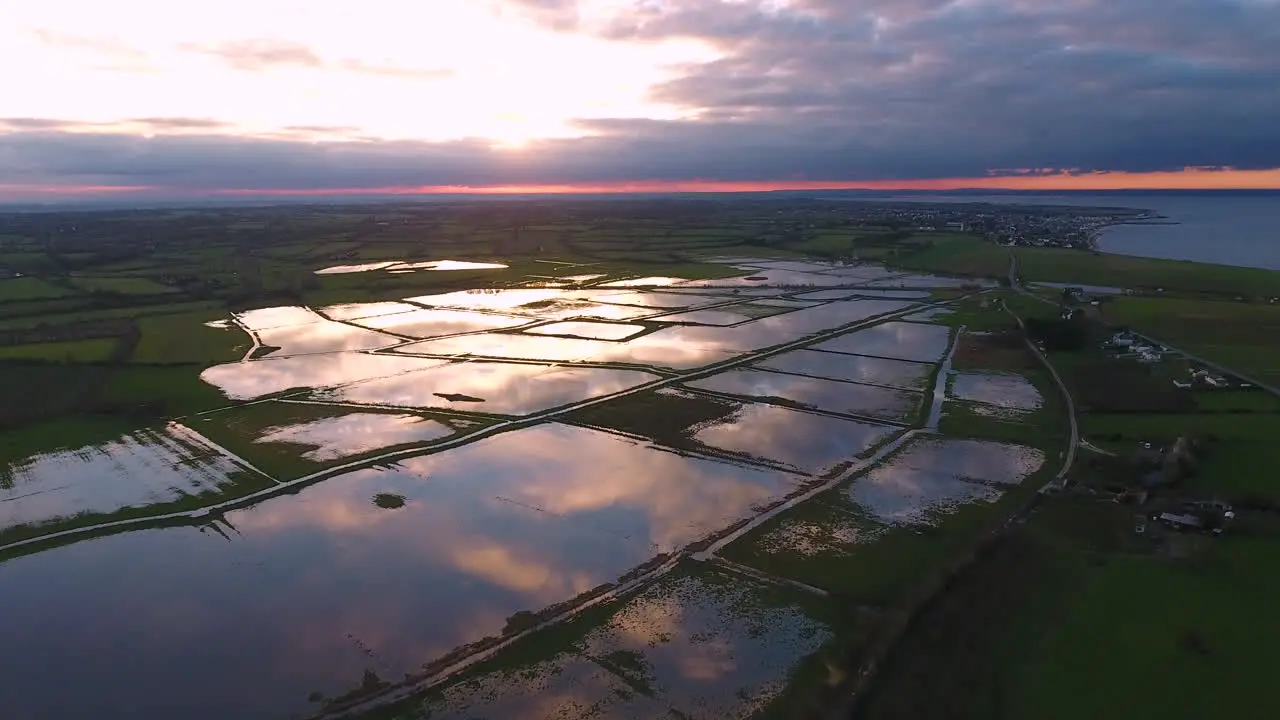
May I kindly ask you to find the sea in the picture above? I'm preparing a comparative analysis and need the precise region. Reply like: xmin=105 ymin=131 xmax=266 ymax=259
xmin=885 ymin=193 xmax=1280 ymax=271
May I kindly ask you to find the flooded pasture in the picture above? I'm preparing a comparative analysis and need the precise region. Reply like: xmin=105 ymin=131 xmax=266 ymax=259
xmin=315 ymin=260 xmax=509 ymax=274
xmin=0 ymin=424 xmax=797 ymax=720
xmin=684 ymin=368 xmax=923 ymax=422
xmin=949 ymin=372 xmax=1044 ymax=410
xmin=845 ymin=437 xmax=1045 ymax=524
xmin=573 ymin=568 xmax=833 ymax=718
xmin=252 ymin=412 xmax=458 ymax=461
xmin=757 ymin=349 xmax=934 ymax=390
xmin=311 ymin=362 xmax=661 ymax=415
xmin=350 ymin=308 xmax=530 ymax=338
xmin=809 ymin=321 xmax=953 ymax=363
xmin=0 ymin=424 xmax=257 ymax=534
xmin=255 ymin=320 xmax=400 ymax=356
xmin=201 ymin=353 xmax=449 ymax=400
xmin=320 ymin=301 xmax=422 ymax=322
xmin=692 ymin=403 xmax=898 ymax=475
xmin=523 ymin=321 xmax=647 ymax=340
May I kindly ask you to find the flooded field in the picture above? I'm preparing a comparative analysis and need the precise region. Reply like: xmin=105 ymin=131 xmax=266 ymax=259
xmin=316 ymin=260 xmax=509 ymax=274
xmin=201 ymin=353 xmax=449 ymax=400
xmin=692 ymin=403 xmax=899 ymax=475
xmin=0 ymin=253 xmax=1029 ymax=719
xmin=1 ymin=424 xmax=261 ymax=535
xmin=684 ymin=368 xmax=923 ymax=422
xmin=757 ymin=349 xmax=934 ymax=389
xmin=523 ymin=321 xmax=647 ymax=340
xmin=846 ymin=437 xmax=1045 ymax=524
xmin=255 ymin=320 xmax=400 ymax=356
xmin=352 ymin=308 xmax=531 ymax=338
xmin=311 ymin=361 xmax=661 ymax=415
xmin=809 ymin=321 xmax=953 ymax=363
xmin=949 ymin=372 xmax=1044 ymax=410
xmin=0 ymin=425 xmax=804 ymax=720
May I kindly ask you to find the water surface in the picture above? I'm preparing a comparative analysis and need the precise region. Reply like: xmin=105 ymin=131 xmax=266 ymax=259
xmin=693 ymin=404 xmax=898 ymax=475
xmin=0 ymin=424 xmax=794 ymax=720
xmin=757 ymin=350 xmax=933 ymax=389
xmin=312 ymin=361 xmax=660 ymax=415
xmin=1 ymin=424 xmax=251 ymax=533
xmin=684 ymin=368 xmax=922 ymax=422
xmin=809 ymin=322 xmax=952 ymax=363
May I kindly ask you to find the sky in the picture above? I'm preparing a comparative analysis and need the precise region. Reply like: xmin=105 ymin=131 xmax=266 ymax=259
xmin=2 ymin=0 xmax=1279 ymax=200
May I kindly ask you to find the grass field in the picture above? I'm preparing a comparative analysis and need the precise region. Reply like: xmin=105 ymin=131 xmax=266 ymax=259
xmin=1015 ymin=247 xmax=1280 ymax=297
xmin=0 ymin=277 xmax=76 ymax=302
xmin=1101 ymin=296 xmax=1280 ymax=386
xmin=1080 ymin=411 xmax=1280 ymax=503
xmin=889 ymin=236 xmax=1011 ymax=278
xmin=861 ymin=495 xmax=1280 ymax=720
xmin=0 ymin=338 xmax=120 ymax=362
xmin=69 ymin=275 xmax=177 ymax=295
xmin=131 ymin=311 xmax=251 ymax=364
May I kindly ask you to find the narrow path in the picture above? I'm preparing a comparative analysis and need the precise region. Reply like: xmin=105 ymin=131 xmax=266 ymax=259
xmin=1004 ymin=250 xmax=1081 ymax=489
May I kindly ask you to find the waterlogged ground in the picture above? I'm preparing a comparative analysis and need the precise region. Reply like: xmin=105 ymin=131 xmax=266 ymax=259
xmin=0 ymin=423 xmax=264 ymax=537
xmin=1 ymin=257 xmax=1043 ymax=719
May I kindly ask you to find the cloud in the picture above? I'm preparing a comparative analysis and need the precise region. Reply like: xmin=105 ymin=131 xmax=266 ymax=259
xmin=185 ymin=39 xmax=323 ymax=71
xmin=6 ymin=0 xmax=1280 ymax=195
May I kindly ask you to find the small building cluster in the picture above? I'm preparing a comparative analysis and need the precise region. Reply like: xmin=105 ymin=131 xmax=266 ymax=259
xmin=1104 ymin=330 xmax=1167 ymax=364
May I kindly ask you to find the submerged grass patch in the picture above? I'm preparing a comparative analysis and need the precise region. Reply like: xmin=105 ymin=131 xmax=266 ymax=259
xmin=191 ymin=401 xmax=484 ymax=480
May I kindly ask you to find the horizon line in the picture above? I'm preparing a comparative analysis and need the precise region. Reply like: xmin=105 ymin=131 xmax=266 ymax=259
xmin=2 ymin=167 xmax=1279 ymax=202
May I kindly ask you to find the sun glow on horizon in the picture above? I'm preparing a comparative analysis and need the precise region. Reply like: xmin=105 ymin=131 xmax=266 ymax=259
xmin=1 ymin=0 xmax=720 ymax=144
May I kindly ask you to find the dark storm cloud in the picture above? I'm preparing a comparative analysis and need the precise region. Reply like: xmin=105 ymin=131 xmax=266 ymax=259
xmin=6 ymin=0 xmax=1280 ymax=192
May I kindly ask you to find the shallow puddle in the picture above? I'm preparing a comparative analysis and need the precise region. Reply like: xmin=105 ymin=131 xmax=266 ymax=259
xmin=809 ymin=322 xmax=953 ymax=363
xmin=576 ymin=568 xmax=832 ymax=718
xmin=352 ymin=308 xmax=530 ymax=338
xmin=684 ymin=368 xmax=922 ymax=422
xmin=950 ymin=372 xmax=1043 ymax=410
xmin=1 ymin=424 xmax=252 ymax=533
xmin=692 ymin=403 xmax=898 ymax=475
xmin=757 ymin=350 xmax=933 ymax=389
xmin=254 ymin=413 xmax=457 ymax=461
xmin=201 ymin=353 xmax=450 ymax=400
xmin=312 ymin=362 xmax=661 ymax=415
xmin=523 ymin=321 xmax=647 ymax=340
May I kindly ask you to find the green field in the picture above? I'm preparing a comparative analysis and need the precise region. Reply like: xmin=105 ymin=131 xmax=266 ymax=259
xmin=889 ymin=235 xmax=1011 ymax=277
xmin=860 ymin=495 xmax=1280 ymax=720
xmin=1101 ymin=296 xmax=1280 ymax=386
xmin=0 ymin=277 xmax=75 ymax=302
xmin=69 ymin=275 xmax=177 ymax=295
xmin=1016 ymin=247 xmax=1280 ymax=297
xmin=0 ymin=338 xmax=120 ymax=362
xmin=1080 ymin=411 xmax=1280 ymax=503
xmin=131 ymin=311 xmax=251 ymax=364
